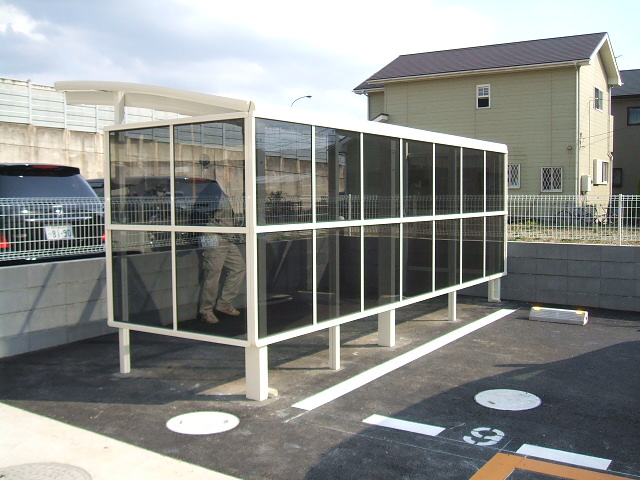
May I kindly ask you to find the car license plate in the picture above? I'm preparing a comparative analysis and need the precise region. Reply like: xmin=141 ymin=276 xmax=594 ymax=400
xmin=45 ymin=225 xmax=74 ymax=240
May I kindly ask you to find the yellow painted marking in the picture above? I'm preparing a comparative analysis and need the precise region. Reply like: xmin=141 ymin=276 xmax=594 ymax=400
xmin=470 ymin=453 xmax=633 ymax=480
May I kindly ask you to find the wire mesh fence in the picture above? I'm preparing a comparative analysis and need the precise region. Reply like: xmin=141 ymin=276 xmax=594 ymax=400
xmin=508 ymin=195 xmax=640 ymax=245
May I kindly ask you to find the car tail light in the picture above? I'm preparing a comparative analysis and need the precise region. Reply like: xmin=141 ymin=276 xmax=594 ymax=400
xmin=102 ymin=231 xmax=106 ymax=242
xmin=0 ymin=234 xmax=9 ymax=249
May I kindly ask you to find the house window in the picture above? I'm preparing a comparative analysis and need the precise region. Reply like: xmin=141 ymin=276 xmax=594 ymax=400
xmin=628 ymin=107 xmax=640 ymax=125
xmin=594 ymin=88 xmax=604 ymax=111
xmin=612 ymin=168 xmax=623 ymax=188
xmin=507 ymin=164 xmax=520 ymax=189
xmin=476 ymin=84 xmax=490 ymax=108
xmin=541 ymin=167 xmax=562 ymax=192
xmin=593 ymin=159 xmax=609 ymax=185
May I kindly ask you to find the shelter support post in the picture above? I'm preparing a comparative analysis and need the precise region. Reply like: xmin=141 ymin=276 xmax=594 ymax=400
xmin=119 ymin=328 xmax=131 ymax=374
xmin=245 ymin=345 xmax=269 ymax=401
xmin=378 ymin=309 xmax=396 ymax=347
xmin=329 ymin=326 xmax=340 ymax=370
xmin=488 ymin=278 xmax=501 ymax=303
xmin=448 ymin=292 xmax=457 ymax=322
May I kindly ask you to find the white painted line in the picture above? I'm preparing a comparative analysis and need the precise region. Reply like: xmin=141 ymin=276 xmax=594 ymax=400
xmin=516 ymin=444 xmax=612 ymax=471
xmin=363 ymin=414 xmax=445 ymax=437
xmin=293 ymin=308 xmax=517 ymax=411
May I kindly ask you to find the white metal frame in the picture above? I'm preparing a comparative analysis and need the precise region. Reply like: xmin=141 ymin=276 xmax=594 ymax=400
xmin=103 ymin=100 xmax=508 ymax=401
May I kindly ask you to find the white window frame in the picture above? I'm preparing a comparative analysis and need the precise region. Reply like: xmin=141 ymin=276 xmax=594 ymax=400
xmin=594 ymin=88 xmax=604 ymax=111
xmin=476 ymin=84 xmax=490 ymax=109
xmin=593 ymin=159 xmax=609 ymax=185
xmin=507 ymin=164 xmax=520 ymax=189
xmin=541 ymin=167 xmax=562 ymax=192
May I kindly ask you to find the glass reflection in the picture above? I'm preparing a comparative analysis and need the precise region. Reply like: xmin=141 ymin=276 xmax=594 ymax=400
xmin=109 ymin=127 xmax=171 ymax=225
xmin=316 ymin=227 xmax=362 ymax=321
xmin=486 ymin=215 xmax=505 ymax=275
xmin=364 ymin=224 xmax=400 ymax=308
xmin=258 ymin=230 xmax=313 ymax=337
xmin=315 ymin=127 xmax=361 ymax=222
xmin=176 ymin=233 xmax=247 ymax=339
xmin=462 ymin=217 xmax=484 ymax=282
xmin=256 ymin=119 xmax=312 ymax=224
xmin=174 ymin=120 xmax=245 ymax=226
xmin=404 ymin=140 xmax=433 ymax=216
xmin=486 ymin=152 xmax=505 ymax=212
xmin=403 ymin=222 xmax=433 ymax=298
xmin=463 ymin=148 xmax=484 ymax=213
xmin=363 ymin=134 xmax=400 ymax=219
xmin=111 ymin=230 xmax=173 ymax=328
xmin=435 ymin=219 xmax=460 ymax=289
xmin=435 ymin=144 xmax=460 ymax=215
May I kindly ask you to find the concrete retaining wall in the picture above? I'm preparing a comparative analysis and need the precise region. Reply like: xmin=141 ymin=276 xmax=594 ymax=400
xmin=2 ymin=242 xmax=638 ymax=358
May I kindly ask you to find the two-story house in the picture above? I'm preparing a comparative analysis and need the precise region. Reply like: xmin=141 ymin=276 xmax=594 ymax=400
xmin=355 ymin=33 xmax=621 ymax=196
xmin=612 ymin=69 xmax=640 ymax=195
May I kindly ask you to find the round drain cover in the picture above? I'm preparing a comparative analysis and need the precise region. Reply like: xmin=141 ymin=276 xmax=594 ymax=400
xmin=0 ymin=463 xmax=91 ymax=480
xmin=166 ymin=411 xmax=239 ymax=435
xmin=475 ymin=389 xmax=542 ymax=411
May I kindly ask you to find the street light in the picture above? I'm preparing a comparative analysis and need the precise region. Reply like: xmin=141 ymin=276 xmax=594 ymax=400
xmin=291 ymin=95 xmax=312 ymax=107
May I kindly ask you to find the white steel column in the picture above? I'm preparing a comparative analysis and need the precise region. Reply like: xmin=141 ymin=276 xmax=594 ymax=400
xmin=329 ymin=326 xmax=340 ymax=370
xmin=488 ymin=278 xmax=501 ymax=303
xmin=245 ymin=345 xmax=269 ymax=401
xmin=119 ymin=328 xmax=131 ymax=374
xmin=378 ymin=310 xmax=396 ymax=347
xmin=448 ymin=291 xmax=457 ymax=322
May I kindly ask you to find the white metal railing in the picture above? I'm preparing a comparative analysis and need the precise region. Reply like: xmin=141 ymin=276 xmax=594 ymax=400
xmin=0 ymin=197 xmax=105 ymax=261
xmin=508 ymin=195 xmax=640 ymax=245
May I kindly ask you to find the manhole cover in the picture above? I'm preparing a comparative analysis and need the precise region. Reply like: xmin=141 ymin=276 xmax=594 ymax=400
xmin=0 ymin=463 xmax=91 ymax=480
xmin=475 ymin=389 xmax=542 ymax=411
xmin=166 ymin=411 xmax=240 ymax=435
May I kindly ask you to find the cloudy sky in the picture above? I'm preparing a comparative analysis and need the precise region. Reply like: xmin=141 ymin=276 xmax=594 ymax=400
xmin=1 ymin=0 xmax=639 ymax=120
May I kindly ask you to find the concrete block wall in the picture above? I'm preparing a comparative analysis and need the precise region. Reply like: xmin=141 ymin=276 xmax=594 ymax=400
xmin=0 ymin=258 xmax=114 ymax=358
xmin=464 ymin=243 xmax=640 ymax=312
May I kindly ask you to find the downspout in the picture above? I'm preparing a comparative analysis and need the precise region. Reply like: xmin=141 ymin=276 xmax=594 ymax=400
xmin=574 ymin=62 xmax=580 ymax=196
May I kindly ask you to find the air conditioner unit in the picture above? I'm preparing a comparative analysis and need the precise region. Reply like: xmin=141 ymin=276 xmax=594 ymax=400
xmin=580 ymin=175 xmax=592 ymax=193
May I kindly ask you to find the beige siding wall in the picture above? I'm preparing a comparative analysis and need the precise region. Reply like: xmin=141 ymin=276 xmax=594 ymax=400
xmin=612 ymin=96 xmax=640 ymax=194
xmin=367 ymin=92 xmax=385 ymax=121
xmin=578 ymin=54 xmax=614 ymax=195
xmin=379 ymin=68 xmax=578 ymax=194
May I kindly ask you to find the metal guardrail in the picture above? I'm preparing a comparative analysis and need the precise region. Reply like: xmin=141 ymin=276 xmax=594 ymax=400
xmin=508 ymin=195 xmax=640 ymax=245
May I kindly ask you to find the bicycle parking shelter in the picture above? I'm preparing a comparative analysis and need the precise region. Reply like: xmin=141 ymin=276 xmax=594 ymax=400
xmin=82 ymin=83 xmax=507 ymax=401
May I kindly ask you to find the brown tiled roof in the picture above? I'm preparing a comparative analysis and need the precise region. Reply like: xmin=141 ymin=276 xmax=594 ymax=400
xmin=613 ymin=69 xmax=640 ymax=97
xmin=355 ymin=33 xmax=609 ymax=92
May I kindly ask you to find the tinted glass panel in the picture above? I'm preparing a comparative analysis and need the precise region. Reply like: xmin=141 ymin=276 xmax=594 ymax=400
xmin=174 ymin=120 xmax=245 ymax=227
xmin=256 ymin=119 xmax=312 ymax=224
xmin=364 ymin=224 xmax=400 ymax=308
xmin=109 ymin=127 xmax=171 ymax=225
xmin=435 ymin=219 xmax=459 ymax=289
xmin=258 ymin=230 xmax=313 ymax=337
xmin=486 ymin=216 xmax=505 ymax=275
xmin=486 ymin=152 xmax=505 ymax=212
xmin=363 ymin=134 xmax=400 ymax=219
xmin=175 ymin=232 xmax=247 ymax=339
xmin=462 ymin=217 xmax=484 ymax=282
xmin=435 ymin=144 xmax=460 ymax=215
xmin=315 ymin=127 xmax=361 ymax=222
xmin=403 ymin=222 xmax=433 ymax=298
xmin=316 ymin=227 xmax=361 ymax=321
xmin=111 ymin=231 xmax=173 ymax=328
xmin=463 ymin=148 xmax=484 ymax=213
xmin=404 ymin=140 xmax=433 ymax=216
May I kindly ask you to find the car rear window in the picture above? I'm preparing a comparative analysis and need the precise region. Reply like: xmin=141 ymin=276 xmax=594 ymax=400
xmin=0 ymin=165 xmax=98 ymax=198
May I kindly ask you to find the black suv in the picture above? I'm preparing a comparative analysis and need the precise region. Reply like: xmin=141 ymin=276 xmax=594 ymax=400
xmin=0 ymin=164 xmax=105 ymax=262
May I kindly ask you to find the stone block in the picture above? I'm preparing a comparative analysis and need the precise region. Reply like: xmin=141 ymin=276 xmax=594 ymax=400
xmin=600 ymin=262 xmax=635 ymax=280
xmin=536 ymin=258 xmax=568 ymax=276
xmin=567 ymin=261 xmax=601 ymax=278
xmin=26 ymin=305 xmax=69 ymax=333
xmin=600 ymin=279 xmax=635 ymax=297
xmin=0 ymin=334 xmax=29 ymax=358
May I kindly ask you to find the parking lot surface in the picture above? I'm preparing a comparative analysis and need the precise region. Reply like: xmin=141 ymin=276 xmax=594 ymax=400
xmin=1 ymin=297 xmax=639 ymax=480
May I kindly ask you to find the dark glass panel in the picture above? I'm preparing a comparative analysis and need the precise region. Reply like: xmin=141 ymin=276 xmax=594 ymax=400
xmin=316 ymin=227 xmax=361 ymax=321
xmin=435 ymin=219 xmax=460 ymax=290
xmin=435 ymin=144 xmax=460 ymax=215
xmin=403 ymin=222 xmax=433 ymax=298
xmin=463 ymin=148 xmax=484 ymax=213
xmin=404 ymin=140 xmax=433 ymax=216
xmin=364 ymin=224 xmax=400 ymax=308
xmin=462 ymin=217 xmax=484 ymax=282
xmin=258 ymin=230 xmax=313 ymax=337
xmin=486 ymin=216 xmax=505 ymax=275
xmin=315 ymin=128 xmax=361 ymax=222
xmin=363 ymin=134 xmax=400 ymax=219
xmin=486 ymin=152 xmax=505 ymax=212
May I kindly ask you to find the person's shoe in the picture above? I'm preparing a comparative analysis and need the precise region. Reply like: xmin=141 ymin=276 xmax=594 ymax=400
xmin=199 ymin=312 xmax=219 ymax=324
xmin=216 ymin=304 xmax=241 ymax=316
